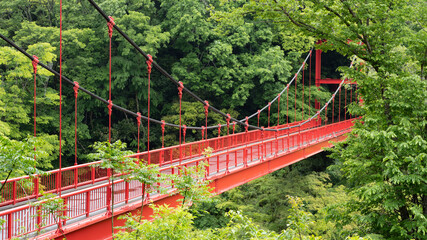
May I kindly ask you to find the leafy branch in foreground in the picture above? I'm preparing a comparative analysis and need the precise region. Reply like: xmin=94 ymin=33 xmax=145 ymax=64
xmin=173 ymin=161 xmax=213 ymax=207
xmin=88 ymin=140 xmax=170 ymax=239
xmin=0 ymin=136 xmax=46 ymax=194
xmin=30 ymin=192 xmax=69 ymax=240
xmin=88 ymin=140 xmax=134 ymax=239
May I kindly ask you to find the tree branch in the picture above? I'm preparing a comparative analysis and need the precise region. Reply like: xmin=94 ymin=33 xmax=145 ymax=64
xmin=340 ymin=0 xmax=363 ymax=26
xmin=322 ymin=4 xmax=351 ymax=27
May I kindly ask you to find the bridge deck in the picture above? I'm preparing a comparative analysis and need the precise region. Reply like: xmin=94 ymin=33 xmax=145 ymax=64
xmin=0 ymin=119 xmax=354 ymax=240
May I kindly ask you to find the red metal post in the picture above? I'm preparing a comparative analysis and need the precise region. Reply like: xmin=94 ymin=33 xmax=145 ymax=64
xmin=245 ymin=117 xmax=249 ymax=165
xmin=315 ymin=48 xmax=322 ymax=110
xmin=86 ymin=191 xmax=90 ymax=217
xmin=74 ymin=168 xmax=78 ymax=188
xmin=12 ymin=181 xmax=16 ymax=205
xmin=91 ymin=167 xmax=95 ymax=184
xmin=106 ymin=185 xmax=111 ymax=214
xmin=63 ymin=198 xmax=68 ymax=225
xmin=34 ymin=177 xmax=39 ymax=198
xmin=37 ymin=205 xmax=42 ymax=231
xmin=8 ymin=213 xmax=12 ymax=239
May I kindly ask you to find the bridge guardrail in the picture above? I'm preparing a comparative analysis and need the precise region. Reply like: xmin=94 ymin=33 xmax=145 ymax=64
xmin=0 ymin=119 xmax=354 ymax=240
xmin=0 ymin=119 xmax=318 ymax=207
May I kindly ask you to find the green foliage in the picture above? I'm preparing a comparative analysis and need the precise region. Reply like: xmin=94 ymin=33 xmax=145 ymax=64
xmin=0 ymin=44 xmax=56 ymax=138
xmin=3 ymin=1 xmax=425 ymax=239
xmin=173 ymin=161 xmax=213 ymax=206
xmin=116 ymin=205 xmax=280 ymax=240
xmin=279 ymin=196 xmax=321 ymax=240
xmin=116 ymin=204 xmax=196 ymax=240
xmin=191 ymin=198 xmax=229 ymax=230
xmin=0 ymin=135 xmax=46 ymax=181
xmin=115 ymin=162 xmax=213 ymax=240
xmin=216 ymin=1 xmax=427 ymax=239
xmin=87 ymin=140 xmax=134 ymax=174
xmin=214 ymin=210 xmax=279 ymax=239
xmin=30 ymin=192 xmax=68 ymax=230
xmin=219 ymin=168 xmax=350 ymax=234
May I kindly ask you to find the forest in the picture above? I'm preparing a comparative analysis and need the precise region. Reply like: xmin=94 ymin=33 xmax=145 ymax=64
xmin=0 ymin=0 xmax=426 ymax=239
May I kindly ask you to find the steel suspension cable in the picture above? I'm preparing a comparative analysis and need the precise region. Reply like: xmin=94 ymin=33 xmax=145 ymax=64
xmin=309 ymin=51 xmax=312 ymax=116
xmin=32 ymin=56 xmax=39 ymax=164
xmin=107 ymin=16 xmax=114 ymax=143
xmin=287 ymin=85 xmax=289 ymax=125
xmin=58 ymin=0 xmax=63 ymax=199
xmin=277 ymin=94 xmax=281 ymax=126
xmin=161 ymin=120 xmax=165 ymax=164
xmin=0 ymin=30 xmax=310 ymax=132
xmin=137 ymin=113 xmax=141 ymax=153
xmin=345 ymin=87 xmax=347 ymax=120
xmin=178 ymin=81 xmax=184 ymax=164
xmin=302 ymin=62 xmax=305 ymax=120
xmin=73 ymin=82 xmax=79 ymax=165
xmin=294 ymin=73 xmax=297 ymax=122
xmin=0 ymin=30 xmax=355 ymax=134
xmin=146 ymin=55 xmax=153 ymax=164
xmin=332 ymin=96 xmax=335 ymax=123
xmin=268 ymin=102 xmax=271 ymax=128
xmin=324 ymin=104 xmax=328 ymax=125
xmin=56 ymin=0 xmax=64 ymax=233
xmin=87 ymin=0 xmax=314 ymax=131
xmin=339 ymin=88 xmax=341 ymax=121
xmin=274 ymin=55 xmax=359 ymax=132
xmin=204 ymin=101 xmax=209 ymax=141
xmin=349 ymin=86 xmax=353 ymax=118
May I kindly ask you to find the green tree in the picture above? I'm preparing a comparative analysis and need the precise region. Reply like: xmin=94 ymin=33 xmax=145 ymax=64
xmin=215 ymin=0 xmax=426 ymax=238
xmin=88 ymin=140 xmax=134 ymax=238
xmin=279 ymin=196 xmax=321 ymax=240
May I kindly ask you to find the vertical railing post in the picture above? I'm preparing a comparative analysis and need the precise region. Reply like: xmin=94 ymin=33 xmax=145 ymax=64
xmin=287 ymin=126 xmax=290 ymax=152
xmin=106 ymin=184 xmax=111 ymax=213
xmin=244 ymin=117 xmax=249 ymax=167
xmin=216 ymin=155 xmax=220 ymax=174
xmin=226 ymin=151 xmax=229 ymax=174
xmin=125 ymin=181 xmax=129 ymax=204
xmin=86 ymin=191 xmax=90 ymax=217
xmin=34 ymin=177 xmax=39 ymax=198
xmin=257 ymin=133 xmax=261 ymax=161
xmin=63 ymin=198 xmax=68 ymax=225
xmin=12 ymin=181 xmax=16 ymax=205
xmin=55 ymin=171 xmax=60 ymax=193
xmin=234 ymin=150 xmax=238 ymax=168
xmin=8 ymin=213 xmax=12 ymax=239
xmin=91 ymin=167 xmax=95 ymax=184
xmin=261 ymin=128 xmax=265 ymax=160
xmin=250 ymin=145 xmax=253 ymax=163
xmin=37 ymin=205 xmax=42 ymax=232
xmin=160 ymin=150 xmax=164 ymax=167
xmin=275 ymin=129 xmax=278 ymax=157
xmin=205 ymin=157 xmax=209 ymax=179
xmin=74 ymin=168 xmax=78 ymax=188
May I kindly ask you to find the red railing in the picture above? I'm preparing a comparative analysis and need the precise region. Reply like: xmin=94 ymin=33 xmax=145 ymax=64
xmin=0 ymin=119 xmax=318 ymax=207
xmin=0 ymin=119 xmax=354 ymax=239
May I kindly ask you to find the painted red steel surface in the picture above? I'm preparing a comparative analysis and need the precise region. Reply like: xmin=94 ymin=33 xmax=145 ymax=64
xmin=0 ymin=119 xmax=354 ymax=240
xmin=0 ymin=119 xmax=316 ymax=207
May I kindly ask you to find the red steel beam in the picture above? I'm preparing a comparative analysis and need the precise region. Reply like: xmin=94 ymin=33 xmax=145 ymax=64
xmin=318 ymin=78 xmax=357 ymax=85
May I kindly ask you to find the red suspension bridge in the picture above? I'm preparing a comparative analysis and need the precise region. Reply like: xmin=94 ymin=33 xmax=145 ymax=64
xmin=0 ymin=1 xmax=360 ymax=239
